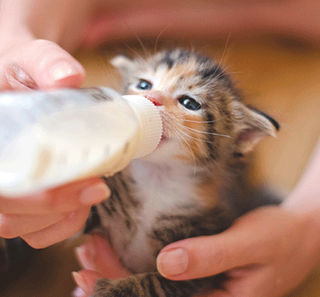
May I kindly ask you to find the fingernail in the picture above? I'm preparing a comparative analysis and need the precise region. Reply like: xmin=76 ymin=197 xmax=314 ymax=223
xmin=75 ymin=245 xmax=94 ymax=270
xmin=72 ymin=272 xmax=90 ymax=294
xmin=157 ymin=248 xmax=188 ymax=276
xmin=50 ymin=61 xmax=80 ymax=81
xmin=72 ymin=287 xmax=86 ymax=297
xmin=80 ymin=183 xmax=110 ymax=205
xmin=75 ymin=236 xmax=96 ymax=270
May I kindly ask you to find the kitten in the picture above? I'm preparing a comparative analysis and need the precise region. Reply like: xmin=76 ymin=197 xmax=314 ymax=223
xmin=85 ymin=49 xmax=280 ymax=297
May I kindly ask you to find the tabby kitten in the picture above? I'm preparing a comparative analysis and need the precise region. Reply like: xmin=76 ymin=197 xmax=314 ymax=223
xmin=86 ymin=49 xmax=280 ymax=297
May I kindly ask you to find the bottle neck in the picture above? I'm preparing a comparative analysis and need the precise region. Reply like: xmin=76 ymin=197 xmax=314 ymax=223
xmin=122 ymin=95 xmax=163 ymax=158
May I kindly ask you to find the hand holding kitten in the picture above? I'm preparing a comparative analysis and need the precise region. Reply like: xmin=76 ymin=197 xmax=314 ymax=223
xmin=74 ymin=207 xmax=320 ymax=297
xmin=74 ymin=142 xmax=320 ymax=297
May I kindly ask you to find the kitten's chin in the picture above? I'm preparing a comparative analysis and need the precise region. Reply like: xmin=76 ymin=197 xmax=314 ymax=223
xmin=143 ymin=139 xmax=178 ymax=163
xmin=158 ymin=135 xmax=168 ymax=146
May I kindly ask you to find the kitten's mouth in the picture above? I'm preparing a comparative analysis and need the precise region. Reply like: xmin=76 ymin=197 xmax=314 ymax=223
xmin=160 ymin=135 xmax=167 ymax=143
xmin=147 ymin=103 xmax=169 ymax=148
xmin=156 ymin=109 xmax=168 ymax=147
xmin=156 ymin=134 xmax=167 ymax=149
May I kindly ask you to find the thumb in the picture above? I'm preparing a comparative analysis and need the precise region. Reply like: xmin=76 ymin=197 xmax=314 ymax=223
xmin=156 ymin=208 xmax=276 ymax=280
xmin=0 ymin=39 xmax=85 ymax=90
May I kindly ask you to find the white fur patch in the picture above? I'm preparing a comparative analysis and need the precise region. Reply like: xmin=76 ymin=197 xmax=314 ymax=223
xmin=108 ymin=146 xmax=203 ymax=272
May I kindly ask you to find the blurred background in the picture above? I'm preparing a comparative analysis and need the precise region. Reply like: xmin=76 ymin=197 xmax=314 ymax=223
xmin=2 ymin=0 xmax=320 ymax=296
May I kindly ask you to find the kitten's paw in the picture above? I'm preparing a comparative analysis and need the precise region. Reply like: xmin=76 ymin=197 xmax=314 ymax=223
xmin=92 ymin=278 xmax=142 ymax=297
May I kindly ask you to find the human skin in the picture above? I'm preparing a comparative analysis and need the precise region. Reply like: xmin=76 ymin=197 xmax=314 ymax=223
xmin=0 ymin=0 xmax=92 ymax=90
xmin=74 ymin=142 xmax=320 ymax=297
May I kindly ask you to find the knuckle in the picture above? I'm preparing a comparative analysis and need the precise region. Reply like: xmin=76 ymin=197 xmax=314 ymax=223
xmin=0 ymin=228 xmax=15 ymax=238
xmin=211 ymin=241 xmax=229 ymax=267
xmin=32 ymin=39 xmax=57 ymax=49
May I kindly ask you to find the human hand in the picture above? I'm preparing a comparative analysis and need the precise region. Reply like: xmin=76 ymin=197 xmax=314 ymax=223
xmin=0 ymin=0 xmax=94 ymax=91
xmin=0 ymin=36 xmax=90 ymax=250
xmin=0 ymin=39 xmax=85 ymax=91
xmin=0 ymin=178 xmax=110 ymax=248
xmin=72 ymin=206 xmax=320 ymax=297
xmin=156 ymin=206 xmax=320 ymax=297
xmin=0 ymin=1 xmax=101 ymax=249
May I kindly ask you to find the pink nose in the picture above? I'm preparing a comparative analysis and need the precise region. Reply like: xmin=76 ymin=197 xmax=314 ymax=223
xmin=144 ymin=91 xmax=164 ymax=106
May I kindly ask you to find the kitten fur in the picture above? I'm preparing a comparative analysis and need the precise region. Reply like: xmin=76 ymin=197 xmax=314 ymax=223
xmin=85 ymin=49 xmax=280 ymax=297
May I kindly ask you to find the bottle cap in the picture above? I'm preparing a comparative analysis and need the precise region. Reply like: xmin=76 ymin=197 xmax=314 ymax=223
xmin=123 ymin=95 xmax=163 ymax=158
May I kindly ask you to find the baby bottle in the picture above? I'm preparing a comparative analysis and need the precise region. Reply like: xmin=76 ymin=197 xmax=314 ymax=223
xmin=0 ymin=87 xmax=162 ymax=196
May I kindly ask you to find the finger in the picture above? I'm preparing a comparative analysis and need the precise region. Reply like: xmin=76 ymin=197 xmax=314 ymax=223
xmin=0 ymin=39 xmax=85 ymax=90
xmin=0 ymin=178 xmax=110 ymax=214
xmin=22 ymin=206 xmax=90 ymax=248
xmin=75 ymin=234 xmax=130 ymax=279
xmin=72 ymin=286 xmax=87 ymax=297
xmin=156 ymin=235 xmax=258 ymax=280
xmin=284 ymin=141 xmax=320 ymax=211
xmin=156 ymin=209 xmax=276 ymax=280
xmin=0 ymin=212 xmax=65 ymax=238
xmin=72 ymin=270 xmax=103 ymax=296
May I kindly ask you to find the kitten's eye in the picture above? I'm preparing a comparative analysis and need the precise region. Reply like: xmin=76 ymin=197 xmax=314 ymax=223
xmin=136 ymin=79 xmax=152 ymax=90
xmin=178 ymin=95 xmax=201 ymax=111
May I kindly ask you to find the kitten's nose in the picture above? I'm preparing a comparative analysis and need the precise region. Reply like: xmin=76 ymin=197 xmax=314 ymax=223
xmin=144 ymin=91 xmax=164 ymax=106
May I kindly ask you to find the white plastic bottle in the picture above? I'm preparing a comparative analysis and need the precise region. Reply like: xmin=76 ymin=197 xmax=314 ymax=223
xmin=0 ymin=87 xmax=162 ymax=196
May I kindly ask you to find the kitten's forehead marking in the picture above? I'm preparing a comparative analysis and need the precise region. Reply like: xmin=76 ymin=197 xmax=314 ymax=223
xmin=156 ymin=50 xmax=226 ymax=82
xmin=154 ymin=58 xmax=203 ymax=97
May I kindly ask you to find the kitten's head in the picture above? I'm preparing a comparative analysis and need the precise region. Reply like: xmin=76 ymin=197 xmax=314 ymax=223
xmin=112 ymin=49 xmax=279 ymax=167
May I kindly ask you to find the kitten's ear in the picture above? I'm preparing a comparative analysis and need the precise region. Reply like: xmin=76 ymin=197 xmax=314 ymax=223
xmin=233 ymin=101 xmax=280 ymax=154
xmin=111 ymin=55 xmax=134 ymax=78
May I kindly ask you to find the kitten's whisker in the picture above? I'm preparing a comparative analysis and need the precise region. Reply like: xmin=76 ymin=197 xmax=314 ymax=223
xmin=182 ymin=119 xmax=215 ymax=124
xmin=174 ymin=125 xmax=202 ymax=142
xmin=171 ymin=114 xmax=216 ymax=124
xmin=214 ymin=70 xmax=231 ymax=82
xmin=215 ymin=33 xmax=232 ymax=76
xmin=174 ymin=127 xmax=206 ymax=174
xmin=178 ymin=124 xmax=231 ymax=138
xmin=153 ymin=25 xmax=170 ymax=54
xmin=124 ymin=24 xmax=148 ymax=57
xmin=122 ymin=42 xmax=146 ymax=64
xmin=173 ymin=114 xmax=224 ymax=125
xmin=174 ymin=128 xmax=199 ymax=169
xmin=164 ymin=113 xmax=210 ymax=125
xmin=164 ymin=113 xmax=230 ymax=142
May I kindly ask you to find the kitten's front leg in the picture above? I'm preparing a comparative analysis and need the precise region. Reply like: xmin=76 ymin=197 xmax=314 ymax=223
xmin=93 ymin=272 xmax=216 ymax=297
